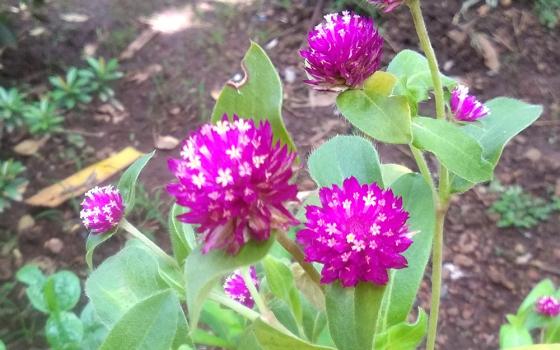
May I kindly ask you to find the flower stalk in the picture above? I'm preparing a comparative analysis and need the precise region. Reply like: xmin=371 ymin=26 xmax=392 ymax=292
xmin=121 ymin=219 xmax=178 ymax=268
xmin=276 ymin=230 xmax=323 ymax=287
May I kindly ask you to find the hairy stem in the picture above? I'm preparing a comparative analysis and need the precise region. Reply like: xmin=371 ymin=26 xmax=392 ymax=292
xmin=241 ymin=267 xmax=268 ymax=314
xmin=410 ymin=146 xmax=436 ymax=199
xmin=426 ymin=203 xmax=448 ymax=350
xmin=209 ymin=291 xmax=260 ymax=321
xmin=276 ymin=230 xmax=323 ymax=288
xmin=121 ymin=219 xmax=178 ymax=267
xmin=407 ymin=0 xmax=445 ymax=120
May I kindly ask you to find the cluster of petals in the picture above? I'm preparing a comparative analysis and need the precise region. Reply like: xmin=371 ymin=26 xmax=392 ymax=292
xmin=167 ymin=115 xmax=298 ymax=255
xmin=224 ymin=267 xmax=260 ymax=308
xmin=535 ymin=296 xmax=560 ymax=317
xmin=450 ymin=85 xmax=489 ymax=122
xmin=369 ymin=0 xmax=404 ymax=12
xmin=297 ymin=177 xmax=412 ymax=287
xmin=80 ymin=185 xmax=124 ymax=234
xmin=300 ymin=11 xmax=383 ymax=91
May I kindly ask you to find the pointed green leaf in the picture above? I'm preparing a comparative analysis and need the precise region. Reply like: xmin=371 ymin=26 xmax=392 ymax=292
xmin=185 ymin=236 xmax=274 ymax=329
xmin=380 ymin=173 xmax=435 ymax=328
xmin=308 ymin=135 xmax=383 ymax=187
xmin=252 ymin=318 xmax=335 ymax=350
xmin=118 ymin=150 xmax=156 ymax=214
xmin=99 ymin=290 xmax=179 ymax=350
xmin=85 ymin=244 xmax=168 ymax=327
xmin=412 ymin=117 xmax=493 ymax=183
xmin=85 ymin=229 xmax=117 ymax=269
xmin=374 ymin=309 xmax=428 ymax=350
xmin=500 ymin=324 xmax=533 ymax=349
xmin=211 ymin=42 xmax=295 ymax=150
xmin=168 ymin=204 xmax=197 ymax=264
xmin=337 ymin=91 xmax=412 ymax=144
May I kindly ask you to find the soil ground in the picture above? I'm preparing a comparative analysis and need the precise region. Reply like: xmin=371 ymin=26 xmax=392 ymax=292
xmin=1 ymin=0 xmax=559 ymax=349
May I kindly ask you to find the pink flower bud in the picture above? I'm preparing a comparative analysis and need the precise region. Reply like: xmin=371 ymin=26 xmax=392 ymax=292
xmin=450 ymin=85 xmax=489 ymax=122
xmin=224 ymin=267 xmax=260 ymax=308
xmin=80 ymin=185 xmax=124 ymax=234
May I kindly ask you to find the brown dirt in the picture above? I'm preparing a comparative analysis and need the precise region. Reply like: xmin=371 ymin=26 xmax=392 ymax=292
xmin=1 ymin=0 xmax=559 ymax=349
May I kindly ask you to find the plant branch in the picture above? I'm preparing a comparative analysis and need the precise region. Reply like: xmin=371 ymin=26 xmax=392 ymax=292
xmin=410 ymin=146 xmax=436 ymax=199
xmin=209 ymin=291 xmax=260 ymax=321
xmin=406 ymin=0 xmax=446 ymax=120
xmin=121 ymin=219 xmax=178 ymax=268
xmin=276 ymin=230 xmax=323 ymax=288
xmin=241 ymin=267 xmax=268 ymax=314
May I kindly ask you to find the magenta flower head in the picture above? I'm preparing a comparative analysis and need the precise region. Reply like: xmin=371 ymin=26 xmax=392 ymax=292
xmin=450 ymin=85 xmax=489 ymax=122
xmin=167 ymin=115 xmax=298 ymax=255
xmin=369 ymin=0 xmax=404 ymax=12
xmin=80 ymin=185 xmax=124 ymax=234
xmin=300 ymin=11 xmax=383 ymax=91
xmin=224 ymin=267 xmax=260 ymax=308
xmin=536 ymin=296 xmax=560 ymax=317
xmin=297 ymin=177 xmax=412 ymax=287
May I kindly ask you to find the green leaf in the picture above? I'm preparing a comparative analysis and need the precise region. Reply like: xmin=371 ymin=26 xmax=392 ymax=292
xmin=80 ymin=303 xmax=108 ymax=350
xmin=363 ymin=71 xmax=398 ymax=97
xmin=44 ymin=271 xmax=81 ymax=313
xmin=325 ymin=282 xmax=385 ymax=350
xmin=211 ymin=42 xmax=295 ymax=150
xmin=85 ymin=229 xmax=117 ymax=269
xmin=500 ymin=324 xmax=533 ymax=349
xmin=200 ymin=300 xmax=244 ymax=346
xmin=337 ymin=91 xmax=412 ymax=144
xmin=263 ymin=256 xmax=302 ymax=325
xmin=168 ymin=203 xmax=197 ymax=265
xmin=508 ymin=346 xmax=560 ymax=350
xmin=118 ymin=150 xmax=155 ymax=214
xmin=99 ymin=290 xmax=179 ymax=350
xmin=380 ymin=164 xmax=412 ymax=187
xmin=0 ymin=20 xmax=17 ymax=47
xmin=387 ymin=49 xmax=455 ymax=104
xmin=16 ymin=264 xmax=45 ymax=286
xmin=172 ymin=309 xmax=192 ymax=349
xmin=412 ymin=117 xmax=493 ymax=183
xmin=308 ymin=135 xmax=383 ymax=188
xmin=0 ymin=339 xmax=6 ymax=350
xmin=251 ymin=318 xmax=335 ymax=350
xmin=46 ymin=312 xmax=84 ymax=350
xmin=192 ymin=329 xmax=232 ymax=348
xmin=85 ymin=243 xmax=168 ymax=327
xmin=374 ymin=309 xmax=428 ymax=350
xmin=185 ymin=236 xmax=274 ymax=328
xmin=451 ymin=98 xmax=543 ymax=193
xmin=380 ymin=173 xmax=435 ymax=328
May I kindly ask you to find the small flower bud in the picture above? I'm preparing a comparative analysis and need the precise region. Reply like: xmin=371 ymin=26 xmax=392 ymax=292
xmin=224 ymin=267 xmax=260 ymax=308
xmin=80 ymin=185 xmax=124 ymax=234
xmin=369 ymin=0 xmax=404 ymax=13
xmin=450 ymin=85 xmax=489 ymax=122
xmin=536 ymin=296 xmax=560 ymax=317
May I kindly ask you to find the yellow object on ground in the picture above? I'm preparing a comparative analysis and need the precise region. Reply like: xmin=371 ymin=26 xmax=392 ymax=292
xmin=25 ymin=147 xmax=143 ymax=207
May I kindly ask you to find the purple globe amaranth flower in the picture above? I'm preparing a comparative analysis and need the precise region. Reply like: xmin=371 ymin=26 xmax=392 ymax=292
xmin=450 ymin=85 xmax=489 ymax=122
xmin=369 ymin=0 xmax=404 ymax=12
xmin=300 ymin=11 xmax=383 ymax=91
xmin=167 ymin=116 xmax=298 ymax=255
xmin=224 ymin=266 xmax=260 ymax=308
xmin=297 ymin=177 xmax=412 ymax=287
xmin=536 ymin=296 xmax=560 ymax=317
xmin=80 ymin=185 xmax=124 ymax=234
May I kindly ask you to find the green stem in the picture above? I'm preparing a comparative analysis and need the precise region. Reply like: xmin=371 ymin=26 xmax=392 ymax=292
xmin=209 ymin=291 xmax=260 ymax=321
xmin=121 ymin=219 xmax=178 ymax=267
xmin=241 ymin=267 xmax=268 ymax=314
xmin=276 ymin=230 xmax=323 ymax=288
xmin=407 ymin=0 xmax=446 ymax=120
xmin=410 ymin=145 xmax=436 ymax=198
xmin=425 ymin=203 xmax=448 ymax=350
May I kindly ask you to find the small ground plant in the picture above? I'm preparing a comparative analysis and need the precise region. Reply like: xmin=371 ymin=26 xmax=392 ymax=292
xmin=500 ymin=279 xmax=560 ymax=347
xmin=535 ymin=0 xmax=560 ymax=28
xmin=0 ymin=87 xmax=26 ymax=134
xmin=489 ymin=185 xmax=560 ymax=229
xmin=16 ymin=265 xmax=106 ymax=350
xmin=0 ymin=159 xmax=27 ymax=213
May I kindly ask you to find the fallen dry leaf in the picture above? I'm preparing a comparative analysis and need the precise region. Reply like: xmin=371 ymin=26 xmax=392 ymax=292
xmin=155 ymin=135 xmax=180 ymax=150
xmin=308 ymin=90 xmax=338 ymax=108
xmin=119 ymin=29 xmax=158 ymax=61
xmin=13 ymin=136 xmax=49 ymax=156
xmin=44 ymin=238 xmax=64 ymax=254
xmin=26 ymin=147 xmax=143 ymax=207
xmin=470 ymin=32 xmax=501 ymax=74
xmin=95 ymin=103 xmax=129 ymax=124
xmin=126 ymin=64 xmax=163 ymax=84
xmin=60 ymin=13 xmax=89 ymax=23
xmin=17 ymin=215 xmax=35 ymax=233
